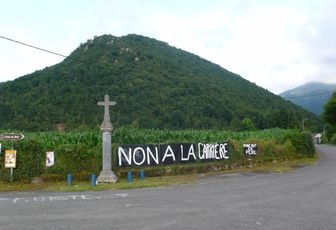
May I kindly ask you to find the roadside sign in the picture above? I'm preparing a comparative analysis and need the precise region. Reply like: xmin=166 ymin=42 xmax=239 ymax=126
xmin=0 ymin=133 xmax=24 ymax=141
xmin=46 ymin=151 xmax=55 ymax=167
xmin=5 ymin=150 xmax=17 ymax=168
xmin=243 ymin=144 xmax=258 ymax=156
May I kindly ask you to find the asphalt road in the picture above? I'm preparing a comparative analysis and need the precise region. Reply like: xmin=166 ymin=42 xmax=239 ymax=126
xmin=0 ymin=145 xmax=335 ymax=230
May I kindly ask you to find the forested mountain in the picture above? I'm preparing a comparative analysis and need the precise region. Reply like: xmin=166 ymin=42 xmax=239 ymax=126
xmin=0 ymin=34 xmax=321 ymax=131
xmin=280 ymin=82 xmax=336 ymax=115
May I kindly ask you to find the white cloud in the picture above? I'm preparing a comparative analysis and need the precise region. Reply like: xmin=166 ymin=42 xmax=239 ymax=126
xmin=138 ymin=3 xmax=313 ymax=93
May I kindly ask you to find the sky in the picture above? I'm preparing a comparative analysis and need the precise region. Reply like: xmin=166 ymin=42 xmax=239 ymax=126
xmin=1 ymin=0 xmax=335 ymax=94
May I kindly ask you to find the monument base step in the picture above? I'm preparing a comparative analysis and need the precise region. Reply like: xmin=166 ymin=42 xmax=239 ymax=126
xmin=97 ymin=170 xmax=118 ymax=184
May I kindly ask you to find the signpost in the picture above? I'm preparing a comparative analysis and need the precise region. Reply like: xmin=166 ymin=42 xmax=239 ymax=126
xmin=5 ymin=150 xmax=17 ymax=182
xmin=0 ymin=133 xmax=24 ymax=141
xmin=0 ymin=133 xmax=24 ymax=182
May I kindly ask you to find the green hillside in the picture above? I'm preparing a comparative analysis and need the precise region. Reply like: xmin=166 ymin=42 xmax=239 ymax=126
xmin=280 ymin=82 xmax=336 ymax=115
xmin=0 ymin=34 xmax=321 ymax=131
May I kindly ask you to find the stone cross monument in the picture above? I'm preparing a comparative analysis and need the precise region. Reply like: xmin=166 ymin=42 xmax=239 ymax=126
xmin=97 ymin=95 xmax=117 ymax=183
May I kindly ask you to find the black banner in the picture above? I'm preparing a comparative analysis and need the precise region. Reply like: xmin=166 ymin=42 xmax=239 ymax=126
xmin=118 ymin=142 xmax=229 ymax=167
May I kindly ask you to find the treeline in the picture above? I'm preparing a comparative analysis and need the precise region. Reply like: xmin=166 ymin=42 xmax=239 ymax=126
xmin=322 ymin=92 xmax=336 ymax=143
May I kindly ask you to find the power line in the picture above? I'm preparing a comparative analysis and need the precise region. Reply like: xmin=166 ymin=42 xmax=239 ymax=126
xmin=0 ymin=35 xmax=67 ymax=58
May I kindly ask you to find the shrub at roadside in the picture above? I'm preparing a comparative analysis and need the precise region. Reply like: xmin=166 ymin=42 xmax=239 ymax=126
xmin=280 ymin=130 xmax=315 ymax=157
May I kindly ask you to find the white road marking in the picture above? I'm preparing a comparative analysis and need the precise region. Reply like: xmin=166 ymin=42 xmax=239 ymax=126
xmin=0 ymin=193 xmax=128 ymax=204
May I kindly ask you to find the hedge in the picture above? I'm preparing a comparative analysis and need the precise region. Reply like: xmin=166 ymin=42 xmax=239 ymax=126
xmin=0 ymin=128 xmax=315 ymax=182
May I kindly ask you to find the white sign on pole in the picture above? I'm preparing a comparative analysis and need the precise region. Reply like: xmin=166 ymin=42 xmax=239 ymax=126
xmin=46 ymin=151 xmax=55 ymax=167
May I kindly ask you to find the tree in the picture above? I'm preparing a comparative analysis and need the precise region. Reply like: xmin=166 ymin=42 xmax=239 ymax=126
xmin=229 ymin=117 xmax=243 ymax=131
xmin=241 ymin=117 xmax=256 ymax=131
xmin=323 ymin=92 xmax=336 ymax=126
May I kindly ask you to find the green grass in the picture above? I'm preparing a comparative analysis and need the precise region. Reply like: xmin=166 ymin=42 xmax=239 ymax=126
xmin=42 ymin=175 xmax=199 ymax=191
xmin=0 ymin=155 xmax=319 ymax=192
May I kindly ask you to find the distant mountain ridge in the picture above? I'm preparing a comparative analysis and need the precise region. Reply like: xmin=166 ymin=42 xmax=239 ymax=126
xmin=0 ymin=34 xmax=320 ymax=131
xmin=280 ymin=82 xmax=336 ymax=115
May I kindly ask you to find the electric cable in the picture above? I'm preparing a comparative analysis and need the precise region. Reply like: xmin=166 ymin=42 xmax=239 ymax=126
xmin=0 ymin=35 xmax=67 ymax=58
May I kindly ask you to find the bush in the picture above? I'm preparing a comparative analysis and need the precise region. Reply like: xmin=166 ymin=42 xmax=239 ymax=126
xmin=331 ymin=133 xmax=336 ymax=145
xmin=15 ymin=139 xmax=44 ymax=181
xmin=281 ymin=130 xmax=315 ymax=157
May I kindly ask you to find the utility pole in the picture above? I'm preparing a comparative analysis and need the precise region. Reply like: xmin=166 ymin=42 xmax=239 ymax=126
xmin=302 ymin=118 xmax=307 ymax=131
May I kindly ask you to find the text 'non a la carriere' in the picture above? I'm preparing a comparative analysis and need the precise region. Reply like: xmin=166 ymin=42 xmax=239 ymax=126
xmin=118 ymin=143 xmax=229 ymax=167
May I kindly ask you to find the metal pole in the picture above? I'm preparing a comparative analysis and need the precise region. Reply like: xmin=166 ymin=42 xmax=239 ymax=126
xmin=127 ymin=171 xmax=132 ymax=183
xmin=10 ymin=168 xmax=13 ymax=182
xmin=140 ymin=170 xmax=145 ymax=181
xmin=91 ymin=174 xmax=96 ymax=187
xmin=67 ymin=174 xmax=72 ymax=186
xmin=10 ymin=142 xmax=14 ymax=182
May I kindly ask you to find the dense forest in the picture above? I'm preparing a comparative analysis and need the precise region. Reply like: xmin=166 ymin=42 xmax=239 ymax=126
xmin=0 ymin=34 xmax=321 ymax=131
xmin=280 ymin=82 xmax=336 ymax=115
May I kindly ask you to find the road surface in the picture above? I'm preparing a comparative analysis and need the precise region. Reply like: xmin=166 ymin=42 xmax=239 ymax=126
xmin=0 ymin=145 xmax=335 ymax=230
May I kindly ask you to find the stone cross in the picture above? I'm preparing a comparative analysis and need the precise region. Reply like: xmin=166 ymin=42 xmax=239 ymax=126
xmin=97 ymin=95 xmax=116 ymax=131
xmin=96 ymin=94 xmax=117 ymax=183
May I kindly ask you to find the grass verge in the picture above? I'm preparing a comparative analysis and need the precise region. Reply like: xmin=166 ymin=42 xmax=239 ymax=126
xmin=0 ymin=155 xmax=319 ymax=192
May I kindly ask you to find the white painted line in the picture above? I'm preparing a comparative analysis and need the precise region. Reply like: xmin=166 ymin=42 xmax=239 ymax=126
xmin=0 ymin=193 xmax=128 ymax=204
